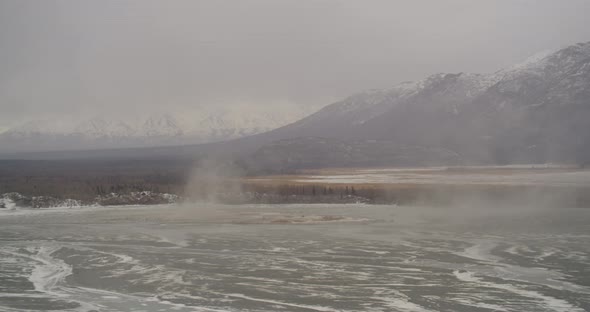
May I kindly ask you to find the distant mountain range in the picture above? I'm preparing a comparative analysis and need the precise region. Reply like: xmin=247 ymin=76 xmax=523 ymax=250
xmin=3 ymin=41 xmax=589 ymax=170
xmin=0 ymin=107 xmax=311 ymax=153
xmin=239 ymin=41 xmax=590 ymax=170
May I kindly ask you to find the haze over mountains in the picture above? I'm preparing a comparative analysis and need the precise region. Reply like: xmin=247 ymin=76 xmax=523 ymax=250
xmin=2 ymin=41 xmax=589 ymax=170
xmin=0 ymin=106 xmax=311 ymax=152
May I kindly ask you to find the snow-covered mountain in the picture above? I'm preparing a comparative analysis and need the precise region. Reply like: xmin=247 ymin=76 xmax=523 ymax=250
xmin=0 ymin=107 xmax=313 ymax=153
xmin=74 ymin=117 xmax=138 ymax=138
xmin=242 ymin=41 xmax=590 ymax=167
xmin=140 ymin=115 xmax=184 ymax=137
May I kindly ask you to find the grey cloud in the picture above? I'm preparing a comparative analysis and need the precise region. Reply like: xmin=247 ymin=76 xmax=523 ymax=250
xmin=1 ymin=0 xmax=590 ymax=127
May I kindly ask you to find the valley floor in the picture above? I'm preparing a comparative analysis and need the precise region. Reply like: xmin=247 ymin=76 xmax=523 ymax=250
xmin=2 ymin=163 xmax=590 ymax=208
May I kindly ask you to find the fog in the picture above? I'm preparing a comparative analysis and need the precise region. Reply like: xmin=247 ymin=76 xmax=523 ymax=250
xmin=184 ymin=157 xmax=244 ymax=203
xmin=2 ymin=0 xmax=590 ymax=128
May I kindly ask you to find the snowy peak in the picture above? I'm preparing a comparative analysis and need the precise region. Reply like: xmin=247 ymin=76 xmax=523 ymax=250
xmin=306 ymin=41 xmax=590 ymax=123
xmin=74 ymin=117 xmax=136 ymax=138
xmin=492 ymin=42 xmax=589 ymax=84
xmin=190 ymin=107 xmax=311 ymax=140
xmin=141 ymin=114 xmax=183 ymax=137
xmin=290 ymin=72 xmax=499 ymax=129
xmin=322 ymin=72 xmax=497 ymax=120
xmin=546 ymin=41 xmax=590 ymax=69
xmin=5 ymin=119 xmax=73 ymax=136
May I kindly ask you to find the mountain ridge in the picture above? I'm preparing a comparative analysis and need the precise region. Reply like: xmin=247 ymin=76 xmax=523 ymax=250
xmin=238 ymin=41 xmax=590 ymax=169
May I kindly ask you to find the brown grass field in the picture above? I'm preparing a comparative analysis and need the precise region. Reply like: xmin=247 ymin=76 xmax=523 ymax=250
xmin=241 ymin=166 xmax=590 ymax=207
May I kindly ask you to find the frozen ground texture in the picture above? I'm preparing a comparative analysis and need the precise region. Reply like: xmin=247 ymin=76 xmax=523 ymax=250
xmin=0 ymin=203 xmax=589 ymax=312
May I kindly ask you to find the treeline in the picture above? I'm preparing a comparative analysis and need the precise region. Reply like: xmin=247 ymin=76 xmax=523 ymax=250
xmin=0 ymin=159 xmax=190 ymax=200
xmin=241 ymin=182 xmax=590 ymax=207
xmin=1 ymin=174 xmax=186 ymax=200
xmin=241 ymin=183 xmax=404 ymax=204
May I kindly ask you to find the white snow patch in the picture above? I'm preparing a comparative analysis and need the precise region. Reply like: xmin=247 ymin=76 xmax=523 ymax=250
xmin=28 ymin=246 xmax=72 ymax=295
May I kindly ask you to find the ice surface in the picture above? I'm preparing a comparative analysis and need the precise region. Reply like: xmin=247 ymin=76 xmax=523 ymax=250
xmin=0 ymin=203 xmax=589 ymax=311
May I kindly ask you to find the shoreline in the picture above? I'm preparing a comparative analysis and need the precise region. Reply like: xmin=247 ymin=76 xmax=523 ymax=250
xmin=3 ymin=166 xmax=590 ymax=208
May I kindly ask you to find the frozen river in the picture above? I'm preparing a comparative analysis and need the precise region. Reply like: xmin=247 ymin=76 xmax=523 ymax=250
xmin=0 ymin=203 xmax=589 ymax=311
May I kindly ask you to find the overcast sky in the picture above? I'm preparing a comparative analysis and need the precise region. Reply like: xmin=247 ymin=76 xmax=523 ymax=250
xmin=1 ymin=0 xmax=590 ymax=129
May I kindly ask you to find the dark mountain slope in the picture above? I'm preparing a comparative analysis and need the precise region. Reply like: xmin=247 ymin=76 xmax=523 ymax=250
xmin=241 ymin=42 xmax=590 ymax=168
